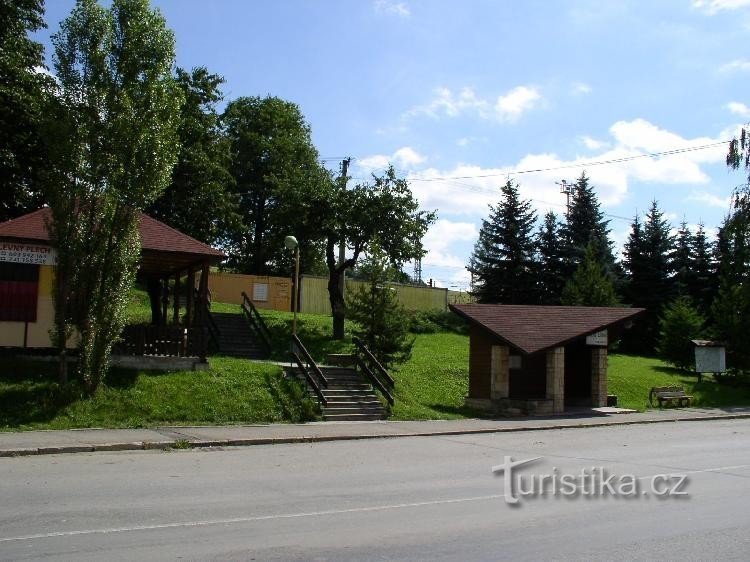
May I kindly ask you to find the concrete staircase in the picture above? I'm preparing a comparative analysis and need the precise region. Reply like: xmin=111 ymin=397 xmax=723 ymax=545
xmin=294 ymin=366 xmax=389 ymax=421
xmin=210 ymin=312 xmax=268 ymax=360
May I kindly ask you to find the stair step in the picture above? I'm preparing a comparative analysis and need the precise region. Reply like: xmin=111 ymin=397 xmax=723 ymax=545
xmin=323 ymin=413 xmax=386 ymax=421
xmin=322 ymin=407 xmax=385 ymax=415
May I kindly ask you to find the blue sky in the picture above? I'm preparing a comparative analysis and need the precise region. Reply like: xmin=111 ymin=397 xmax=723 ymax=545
xmin=36 ymin=0 xmax=750 ymax=289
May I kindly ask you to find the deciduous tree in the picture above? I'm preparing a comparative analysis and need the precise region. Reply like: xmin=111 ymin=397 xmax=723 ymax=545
xmin=48 ymin=0 xmax=182 ymax=391
xmin=0 ymin=0 xmax=51 ymax=221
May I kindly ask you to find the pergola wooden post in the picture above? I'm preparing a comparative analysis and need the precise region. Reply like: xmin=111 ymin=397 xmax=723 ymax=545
xmin=173 ymin=270 xmax=181 ymax=325
xmin=186 ymin=267 xmax=195 ymax=326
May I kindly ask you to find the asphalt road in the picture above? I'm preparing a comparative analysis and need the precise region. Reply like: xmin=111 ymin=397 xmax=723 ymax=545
xmin=1 ymin=419 xmax=749 ymax=561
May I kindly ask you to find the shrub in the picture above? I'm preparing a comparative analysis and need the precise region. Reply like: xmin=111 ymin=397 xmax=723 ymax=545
xmin=657 ymin=297 xmax=706 ymax=371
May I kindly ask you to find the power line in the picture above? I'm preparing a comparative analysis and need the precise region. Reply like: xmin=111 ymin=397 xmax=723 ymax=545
xmin=399 ymin=140 xmax=729 ymax=183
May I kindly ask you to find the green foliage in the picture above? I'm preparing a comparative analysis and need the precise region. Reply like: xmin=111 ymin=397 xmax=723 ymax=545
xmin=407 ymin=309 xmax=469 ymax=335
xmin=47 ymin=0 xmax=182 ymax=392
xmin=657 ymin=297 xmax=706 ymax=371
xmin=561 ymin=241 xmax=620 ymax=306
xmin=468 ymin=180 xmax=538 ymax=304
xmin=346 ymin=248 xmax=414 ymax=367
xmin=536 ymin=211 xmax=566 ymax=304
xmin=222 ymin=95 xmax=330 ymax=275
xmin=324 ymin=165 xmax=435 ymax=339
xmin=560 ymin=172 xmax=616 ymax=278
xmin=712 ymin=280 xmax=750 ymax=372
xmin=147 ymin=67 xmax=239 ymax=246
xmin=0 ymin=0 xmax=51 ymax=221
xmin=622 ymin=201 xmax=674 ymax=353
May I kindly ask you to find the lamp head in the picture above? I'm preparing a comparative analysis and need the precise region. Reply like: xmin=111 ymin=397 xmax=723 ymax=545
xmin=284 ymin=236 xmax=299 ymax=250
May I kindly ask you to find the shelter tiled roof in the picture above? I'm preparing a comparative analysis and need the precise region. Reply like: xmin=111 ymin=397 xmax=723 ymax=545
xmin=450 ymin=303 xmax=645 ymax=355
xmin=0 ymin=207 xmax=225 ymax=259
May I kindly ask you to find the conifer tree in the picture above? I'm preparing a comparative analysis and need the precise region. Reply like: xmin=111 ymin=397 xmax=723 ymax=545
xmin=561 ymin=241 xmax=619 ymax=307
xmin=560 ymin=172 xmax=616 ymax=277
xmin=468 ymin=180 xmax=537 ymax=304
xmin=622 ymin=200 xmax=674 ymax=352
xmin=535 ymin=211 xmax=565 ymax=304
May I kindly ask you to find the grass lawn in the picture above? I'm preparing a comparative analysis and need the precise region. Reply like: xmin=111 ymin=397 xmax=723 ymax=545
xmin=608 ymin=354 xmax=750 ymax=411
xmin=7 ymin=290 xmax=748 ymax=431
xmin=0 ymin=357 xmax=315 ymax=431
xmin=391 ymin=332 xmax=474 ymax=420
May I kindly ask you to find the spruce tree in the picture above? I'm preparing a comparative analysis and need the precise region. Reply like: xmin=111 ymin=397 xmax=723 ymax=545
xmin=346 ymin=246 xmax=413 ymax=368
xmin=690 ymin=222 xmax=714 ymax=314
xmin=561 ymin=241 xmax=619 ymax=307
xmin=622 ymin=200 xmax=674 ymax=352
xmin=672 ymin=219 xmax=693 ymax=297
xmin=536 ymin=211 xmax=566 ymax=304
xmin=468 ymin=180 xmax=537 ymax=304
xmin=560 ymin=172 xmax=616 ymax=277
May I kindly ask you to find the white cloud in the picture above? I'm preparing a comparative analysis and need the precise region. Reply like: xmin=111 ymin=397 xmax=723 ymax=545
xmin=581 ymin=135 xmax=608 ymax=150
xmin=405 ymin=85 xmax=542 ymax=123
xmin=686 ymin=190 xmax=732 ymax=208
xmin=374 ymin=0 xmax=410 ymax=17
xmin=392 ymin=146 xmax=426 ymax=167
xmin=693 ymin=0 xmax=750 ymax=14
xmin=356 ymin=146 xmax=426 ymax=174
xmin=356 ymin=154 xmax=390 ymax=173
xmin=719 ymin=59 xmax=750 ymax=73
xmin=571 ymin=82 xmax=592 ymax=95
xmin=495 ymin=86 xmax=542 ymax=122
xmin=421 ymin=219 xmax=477 ymax=268
xmin=727 ymin=101 xmax=750 ymax=116
xmin=405 ymin=118 xmax=728 ymax=220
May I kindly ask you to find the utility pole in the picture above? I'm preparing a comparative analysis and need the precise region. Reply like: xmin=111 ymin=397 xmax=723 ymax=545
xmin=338 ymin=157 xmax=351 ymax=303
xmin=556 ymin=179 xmax=573 ymax=218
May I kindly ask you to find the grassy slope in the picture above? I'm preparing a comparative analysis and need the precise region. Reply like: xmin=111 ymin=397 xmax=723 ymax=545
xmin=608 ymin=354 xmax=750 ymax=411
xmin=0 ymin=357 xmax=314 ymax=431
xmin=391 ymin=332 xmax=473 ymax=420
xmin=6 ymin=287 xmax=749 ymax=430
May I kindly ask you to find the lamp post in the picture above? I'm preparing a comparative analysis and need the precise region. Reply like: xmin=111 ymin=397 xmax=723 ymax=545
xmin=284 ymin=235 xmax=299 ymax=335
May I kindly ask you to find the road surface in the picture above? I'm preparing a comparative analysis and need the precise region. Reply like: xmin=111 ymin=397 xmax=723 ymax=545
xmin=1 ymin=419 xmax=749 ymax=560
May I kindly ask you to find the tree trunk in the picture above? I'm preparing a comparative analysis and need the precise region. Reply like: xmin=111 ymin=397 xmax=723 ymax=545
xmin=329 ymin=272 xmax=346 ymax=340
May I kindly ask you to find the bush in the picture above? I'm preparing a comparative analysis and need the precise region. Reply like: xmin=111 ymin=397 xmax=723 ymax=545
xmin=407 ymin=309 xmax=469 ymax=335
xmin=657 ymin=297 xmax=706 ymax=371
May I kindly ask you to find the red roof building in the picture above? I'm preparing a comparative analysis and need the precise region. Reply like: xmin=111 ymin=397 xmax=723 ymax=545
xmin=450 ymin=304 xmax=645 ymax=415
xmin=0 ymin=208 xmax=225 ymax=359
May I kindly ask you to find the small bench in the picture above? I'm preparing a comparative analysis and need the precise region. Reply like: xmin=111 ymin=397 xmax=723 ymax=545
xmin=649 ymin=386 xmax=693 ymax=408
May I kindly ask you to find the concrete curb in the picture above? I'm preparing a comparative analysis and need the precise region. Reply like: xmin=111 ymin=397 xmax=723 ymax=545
xmin=1 ymin=411 xmax=750 ymax=458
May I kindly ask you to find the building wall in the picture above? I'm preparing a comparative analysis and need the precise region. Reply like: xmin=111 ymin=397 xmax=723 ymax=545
xmin=207 ymin=272 xmax=291 ymax=311
xmin=0 ymin=264 xmax=65 ymax=348
xmin=468 ymin=325 xmax=496 ymax=399
xmin=299 ymin=275 xmax=448 ymax=315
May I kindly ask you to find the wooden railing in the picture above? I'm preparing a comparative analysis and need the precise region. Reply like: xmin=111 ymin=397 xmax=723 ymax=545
xmin=241 ymin=291 xmax=272 ymax=355
xmin=115 ymin=325 xmax=207 ymax=360
xmin=290 ymin=334 xmax=328 ymax=406
xmin=352 ymin=337 xmax=395 ymax=405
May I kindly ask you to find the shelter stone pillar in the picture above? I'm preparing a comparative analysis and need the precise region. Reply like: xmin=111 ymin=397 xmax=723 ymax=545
xmin=490 ymin=345 xmax=509 ymax=399
xmin=546 ymin=346 xmax=565 ymax=414
xmin=591 ymin=347 xmax=608 ymax=407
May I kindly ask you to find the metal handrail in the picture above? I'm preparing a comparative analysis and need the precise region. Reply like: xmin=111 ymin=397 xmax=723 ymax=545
xmin=291 ymin=334 xmax=328 ymax=389
xmin=352 ymin=337 xmax=395 ymax=386
xmin=291 ymin=350 xmax=327 ymax=406
xmin=240 ymin=292 xmax=272 ymax=354
xmin=352 ymin=337 xmax=395 ymax=406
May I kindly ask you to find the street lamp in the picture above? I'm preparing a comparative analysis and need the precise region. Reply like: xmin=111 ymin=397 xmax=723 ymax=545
xmin=284 ymin=235 xmax=299 ymax=335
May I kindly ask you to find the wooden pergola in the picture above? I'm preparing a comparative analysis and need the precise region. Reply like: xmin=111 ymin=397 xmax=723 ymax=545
xmin=0 ymin=208 xmax=226 ymax=360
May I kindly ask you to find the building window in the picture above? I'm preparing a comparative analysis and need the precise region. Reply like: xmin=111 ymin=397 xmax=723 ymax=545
xmin=0 ymin=262 xmax=39 ymax=322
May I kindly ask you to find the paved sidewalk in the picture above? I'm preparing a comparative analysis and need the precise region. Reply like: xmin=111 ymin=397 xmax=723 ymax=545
xmin=2 ymin=406 xmax=750 ymax=457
